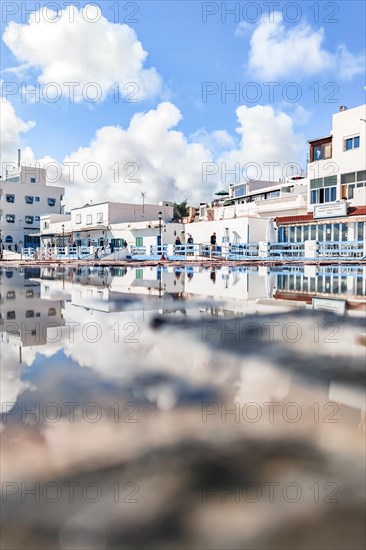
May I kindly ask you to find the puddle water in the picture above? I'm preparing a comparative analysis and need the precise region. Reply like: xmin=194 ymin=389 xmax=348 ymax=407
xmin=1 ymin=265 xmax=365 ymax=549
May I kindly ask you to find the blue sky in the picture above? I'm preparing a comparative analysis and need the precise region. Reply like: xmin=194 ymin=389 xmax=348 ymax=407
xmin=1 ymin=1 xmax=365 ymax=206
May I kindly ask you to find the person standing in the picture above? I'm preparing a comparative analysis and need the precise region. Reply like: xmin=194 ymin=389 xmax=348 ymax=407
xmin=210 ymin=232 xmax=217 ymax=251
xmin=187 ymin=234 xmax=194 ymax=255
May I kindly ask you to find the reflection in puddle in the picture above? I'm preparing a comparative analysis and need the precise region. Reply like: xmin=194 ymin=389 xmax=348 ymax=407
xmin=1 ymin=266 xmax=365 ymax=549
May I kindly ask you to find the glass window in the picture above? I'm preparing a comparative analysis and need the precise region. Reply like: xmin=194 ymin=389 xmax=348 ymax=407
xmin=357 ymin=170 xmax=366 ymax=182
xmin=333 ymin=223 xmax=339 ymax=241
xmin=35 ymin=216 xmax=40 ymax=221
xmin=6 ymin=194 xmax=15 ymax=203
xmin=283 ymin=226 xmax=288 ymax=242
xmin=348 ymin=184 xmax=355 ymax=199
xmin=26 ymin=310 xmax=35 ymax=318
xmin=135 ymin=237 xmax=143 ymax=247
xmin=25 ymin=196 xmax=33 ymax=204
xmin=303 ymin=226 xmax=309 ymax=240
xmin=310 ymin=190 xmax=317 ymax=204
xmin=76 ymin=214 xmax=81 ymax=224
xmin=357 ymin=222 xmax=364 ymax=241
xmin=330 ymin=187 xmax=337 ymax=201
xmin=289 ymin=226 xmax=295 ymax=242
xmin=310 ymin=178 xmax=323 ymax=189
xmin=86 ymin=214 xmax=92 ymax=224
xmin=6 ymin=291 xmax=16 ymax=299
xmin=35 ymin=196 xmax=40 ymax=202
xmin=7 ymin=311 xmax=16 ymax=320
xmin=97 ymin=212 xmax=103 ymax=223
xmin=345 ymin=138 xmax=353 ymax=150
xmin=25 ymin=216 xmax=34 ymax=224
xmin=325 ymin=224 xmax=332 ymax=241
xmin=353 ymin=136 xmax=360 ymax=148
xmin=6 ymin=214 xmax=15 ymax=223
xmin=341 ymin=224 xmax=347 ymax=241
xmin=278 ymin=227 xmax=284 ymax=243
xmin=317 ymin=225 xmax=324 ymax=241
xmin=5 ymin=236 xmax=13 ymax=243
xmin=310 ymin=225 xmax=316 ymax=240
xmin=296 ymin=226 xmax=302 ymax=242
xmin=341 ymin=172 xmax=356 ymax=184
xmin=30 ymin=177 xmax=36 ymax=183
xmin=324 ymin=188 xmax=330 ymax=202
xmin=324 ymin=176 xmax=337 ymax=187
xmin=47 ymin=198 xmax=56 ymax=206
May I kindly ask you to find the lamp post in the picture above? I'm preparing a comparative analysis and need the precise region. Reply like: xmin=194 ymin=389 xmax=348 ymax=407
xmin=158 ymin=211 xmax=162 ymax=258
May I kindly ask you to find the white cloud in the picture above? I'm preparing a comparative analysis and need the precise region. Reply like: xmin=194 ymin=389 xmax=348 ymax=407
xmin=248 ymin=12 xmax=365 ymax=80
xmin=0 ymin=98 xmax=36 ymax=164
xmin=3 ymin=5 xmax=162 ymax=102
xmin=219 ymin=104 xmax=306 ymax=181
xmin=61 ymin=102 xmax=217 ymax=208
xmin=2 ymin=99 xmax=307 ymax=205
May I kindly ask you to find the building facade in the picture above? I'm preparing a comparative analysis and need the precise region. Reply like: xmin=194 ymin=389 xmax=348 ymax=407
xmin=0 ymin=166 xmax=64 ymax=249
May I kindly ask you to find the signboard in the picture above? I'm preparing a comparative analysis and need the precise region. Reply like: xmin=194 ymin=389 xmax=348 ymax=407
xmin=312 ymin=297 xmax=346 ymax=315
xmin=313 ymin=202 xmax=347 ymax=219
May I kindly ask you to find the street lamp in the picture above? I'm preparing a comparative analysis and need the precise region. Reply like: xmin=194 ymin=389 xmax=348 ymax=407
xmin=158 ymin=211 xmax=163 ymax=257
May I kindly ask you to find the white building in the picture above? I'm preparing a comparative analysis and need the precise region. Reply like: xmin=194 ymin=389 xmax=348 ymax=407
xmin=0 ymin=165 xmax=64 ymax=250
xmin=40 ymin=201 xmax=175 ymax=252
xmin=276 ymin=104 xmax=366 ymax=248
xmin=307 ymin=104 xmax=366 ymax=209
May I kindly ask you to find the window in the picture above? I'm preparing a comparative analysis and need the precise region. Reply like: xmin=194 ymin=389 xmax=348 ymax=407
xmin=357 ymin=222 xmax=364 ymax=241
xmin=310 ymin=225 xmax=316 ymax=240
xmin=357 ymin=170 xmax=366 ymax=182
xmin=35 ymin=216 xmax=40 ymax=221
xmin=26 ymin=290 xmax=34 ymax=298
xmin=47 ymin=198 xmax=56 ymax=206
xmin=25 ymin=216 xmax=34 ymax=224
xmin=7 ymin=311 xmax=16 ymax=320
xmin=6 ymin=214 xmax=15 ymax=223
xmin=344 ymin=136 xmax=360 ymax=150
xmin=97 ymin=212 xmax=103 ymax=223
xmin=86 ymin=214 xmax=92 ymax=224
xmin=30 ymin=177 xmax=36 ymax=183
xmin=35 ymin=196 xmax=40 ymax=202
xmin=311 ymin=141 xmax=332 ymax=161
xmin=135 ymin=237 xmax=143 ymax=246
xmin=25 ymin=196 xmax=33 ymax=204
xmin=43 ymin=222 xmax=49 ymax=229
xmin=26 ymin=310 xmax=35 ymax=318
xmin=341 ymin=172 xmax=356 ymax=184
xmin=5 ymin=236 xmax=13 ymax=243
xmin=76 ymin=214 xmax=81 ymax=224
xmin=48 ymin=308 xmax=56 ymax=316
xmin=6 ymin=194 xmax=15 ymax=203
xmin=6 ymin=291 xmax=16 ymax=299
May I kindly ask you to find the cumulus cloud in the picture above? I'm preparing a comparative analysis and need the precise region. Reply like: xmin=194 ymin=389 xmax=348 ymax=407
xmin=0 ymin=98 xmax=36 ymax=164
xmin=2 ymin=99 xmax=307 ymax=206
xmin=247 ymin=12 xmax=365 ymax=80
xmin=219 ymin=104 xmax=306 ymax=181
xmin=3 ymin=4 xmax=162 ymax=102
xmin=60 ymin=101 xmax=216 ymax=208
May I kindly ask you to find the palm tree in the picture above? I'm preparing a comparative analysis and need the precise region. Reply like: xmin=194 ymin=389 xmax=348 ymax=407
xmin=173 ymin=200 xmax=189 ymax=220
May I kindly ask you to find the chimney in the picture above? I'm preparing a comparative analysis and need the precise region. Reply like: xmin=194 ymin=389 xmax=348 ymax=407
xmin=17 ymin=149 xmax=21 ymax=167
